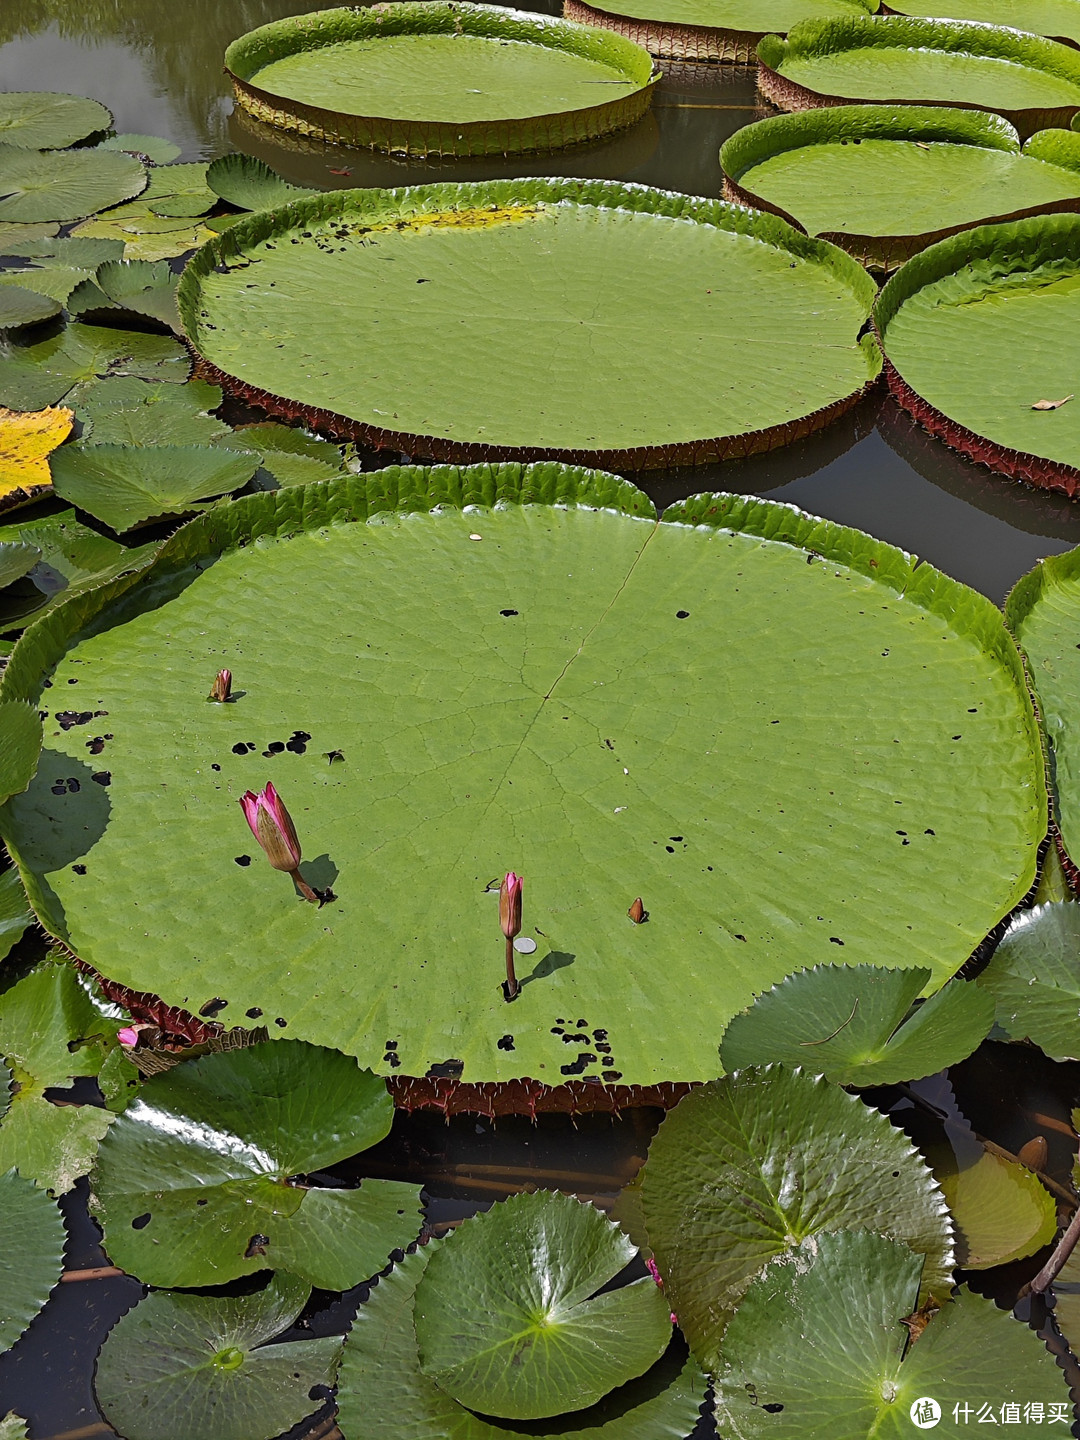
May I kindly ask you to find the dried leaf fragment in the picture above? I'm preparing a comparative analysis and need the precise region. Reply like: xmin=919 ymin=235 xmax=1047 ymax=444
xmin=0 ymin=403 xmax=73 ymax=513
xmin=1031 ymin=395 xmax=1074 ymax=410
xmin=900 ymin=1293 xmax=941 ymax=1346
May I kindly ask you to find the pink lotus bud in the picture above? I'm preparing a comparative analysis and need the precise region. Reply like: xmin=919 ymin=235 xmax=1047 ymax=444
xmin=209 ymin=669 xmax=232 ymax=702
xmin=240 ymin=782 xmax=302 ymax=873
xmin=499 ymin=872 xmax=523 ymax=941
xmin=646 ymin=1257 xmax=663 ymax=1286
xmin=117 ymin=1026 xmax=140 ymax=1048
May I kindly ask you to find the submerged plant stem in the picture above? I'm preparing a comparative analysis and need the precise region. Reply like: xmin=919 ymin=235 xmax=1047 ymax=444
xmin=1029 ymin=1202 xmax=1080 ymax=1296
xmin=505 ymin=935 xmax=519 ymax=1001
xmin=290 ymin=869 xmax=319 ymax=904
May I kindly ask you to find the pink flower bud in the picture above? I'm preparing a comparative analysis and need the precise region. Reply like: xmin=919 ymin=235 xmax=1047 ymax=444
xmin=209 ymin=669 xmax=232 ymax=702
xmin=117 ymin=1026 xmax=140 ymax=1048
xmin=499 ymin=871 xmax=523 ymax=941
xmin=646 ymin=1257 xmax=663 ymax=1286
xmin=240 ymin=782 xmax=302 ymax=873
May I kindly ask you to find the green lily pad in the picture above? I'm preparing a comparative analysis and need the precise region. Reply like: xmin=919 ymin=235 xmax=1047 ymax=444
xmin=68 ymin=216 xmax=216 ymax=262
xmin=0 ymin=145 xmax=147 ymax=225
xmin=67 ymin=259 xmax=180 ymax=330
xmin=719 ymin=964 xmax=994 ymax=1086
xmin=94 ymin=1272 xmax=343 ymax=1440
xmin=49 ymin=442 xmax=257 ymax=532
xmin=0 ymin=507 xmax=159 ymax=632
xmin=0 ymin=1167 xmax=65 ymax=1355
xmin=1009 ymin=555 xmax=1080 ymax=861
xmin=337 ymin=1245 xmax=708 ymax=1440
xmin=179 ymin=178 xmax=880 ymax=465
xmin=0 ymin=700 xmax=42 ymax=807
xmin=0 ymin=476 xmax=1046 ymax=1088
xmin=713 ymin=1230 xmax=1066 ymax=1438
xmin=0 ymin=94 xmax=111 ymax=151
xmin=0 ymin=236 xmax=126 ymax=266
xmin=414 ymin=1191 xmax=671 ymax=1420
xmin=757 ymin=17 xmax=1080 ymax=135
xmin=96 ymin=162 xmax=213 ymax=224
xmin=0 ymin=868 xmax=34 ymax=962
xmin=92 ymin=1038 xmax=423 ymax=1288
xmin=215 ymin=422 xmax=344 ymax=487
xmin=0 ymin=223 xmax=59 ymax=250
xmin=226 ymin=3 xmax=657 ymax=156
xmin=99 ymin=134 xmax=182 ymax=164
xmin=721 ymin=107 xmax=1080 ymax=270
xmin=975 ymin=902 xmax=1080 ymax=1060
xmin=0 ymin=1414 xmax=29 ymax=1440
xmin=76 ymin=377 xmax=227 ymax=447
xmin=567 ymin=0 xmax=876 ymax=58
xmin=875 ymin=213 xmax=1080 ymax=485
xmin=0 ymin=542 xmax=39 ymax=588
xmin=0 ymin=322 xmax=190 ymax=411
xmin=0 ymin=287 xmax=59 ymax=331
xmin=206 ymin=154 xmax=317 ymax=212
xmin=892 ymin=0 xmax=1080 ymax=47
xmin=637 ymin=1067 xmax=953 ymax=1367
xmin=0 ymin=959 xmax=123 ymax=1192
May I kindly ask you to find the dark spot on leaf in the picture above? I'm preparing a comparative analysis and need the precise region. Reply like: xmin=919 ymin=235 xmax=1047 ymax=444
xmin=131 ymin=1213 xmax=151 ymax=1230
xmin=551 ymin=1027 xmax=564 ymax=1035
xmin=498 ymin=1035 xmax=515 ymax=1051
xmin=763 ymin=1404 xmax=784 ymax=1413
xmin=561 ymin=1054 xmax=597 ymax=1075
xmin=264 ymin=741 xmax=285 ymax=756
xmin=675 ymin=611 xmax=690 ymax=619
xmin=325 ymin=750 xmax=344 ymax=764
xmin=830 ymin=937 xmax=844 ymax=945
xmin=232 ymin=743 xmax=248 ymax=755
xmin=196 ymin=1198 xmax=208 ymax=1206
xmin=244 ymin=1234 xmax=270 ymax=1258
xmin=67 ymin=677 xmax=78 ymax=684
xmin=577 ymin=1019 xmax=587 ymax=1028
xmin=596 ymin=1042 xmax=611 ymax=1054
xmin=246 ymin=1007 xmax=262 ymax=1018
xmin=666 ymin=845 xmax=675 ymax=853
xmin=602 ymin=1070 xmax=623 ymax=1081
xmin=500 ymin=609 xmax=519 ymax=617
xmin=593 ymin=1029 xmax=608 ymax=1040
xmin=86 ymin=737 xmax=105 ymax=754
xmin=212 ymin=763 xmax=221 ymax=772
xmin=91 ymin=771 xmax=111 ymax=786
xmin=72 ymin=864 xmax=86 ymax=875
xmin=199 ymin=998 xmax=228 ymax=1017
xmin=925 ymin=829 xmax=935 ymax=836
xmin=385 ymin=1040 xmax=398 ymax=1050
xmin=235 ymin=855 xmax=252 ymax=866
xmin=384 ymin=1052 xmax=401 ymax=1067
xmin=274 ymin=1017 xmax=288 ymax=1028
xmin=427 ymin=1058 xmax=464 ymax=1078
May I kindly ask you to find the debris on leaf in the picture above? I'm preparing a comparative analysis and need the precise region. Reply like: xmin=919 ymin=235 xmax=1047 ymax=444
xmin=1031 ymin=395 xmax=1073 ymax=410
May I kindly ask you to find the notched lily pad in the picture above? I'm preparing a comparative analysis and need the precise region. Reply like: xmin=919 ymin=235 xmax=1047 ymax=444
xmin=0 ymin=1167 xmax=66 ymax=1356
xmin=0 ymin=700 xmax=43 ymax=807
xmin=976 ymin=902 xmax=1080 ymax=1060
xmin=91 ymin=1038 xmax=423 ymax=1288
xmin=0 ymin=869 xmax=34 ymax=962
xmin=0 ymin=145 xmax=147 ymax=225
xmin=206 ymin=153 xmax=317 ymax=212
xmin=94 ymin=1271 xmax=343 ymax=1440
xmin=0 ymin=94 xmax=111 ymax=151
xmin=0 ymin=287 xmax=60 ymax=331
xmin=67 ymin=258 xmax=181 ymax=331
xmin=719 ymin=963 xmax=994 ymax=1086
xmin=99 ymin=134 xmax=181 ymax=164
xmin=0 ymin=322 xmax=189 ymax=411
xmin=76 ymin=376 xmax=228 ymax=447
xmin=414 ymin=1190 xmax=672 ymax=1420
xmin=48 ymin=442 xmax=258 ymax=531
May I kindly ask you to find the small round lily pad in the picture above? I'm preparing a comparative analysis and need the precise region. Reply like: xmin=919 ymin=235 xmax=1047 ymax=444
xmin=0 ymin=94 xmax=111 ymax=151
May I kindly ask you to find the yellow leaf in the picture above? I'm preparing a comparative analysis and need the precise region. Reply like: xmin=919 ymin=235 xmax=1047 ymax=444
xmin=0 ymin=404 xmax=73 ymax=514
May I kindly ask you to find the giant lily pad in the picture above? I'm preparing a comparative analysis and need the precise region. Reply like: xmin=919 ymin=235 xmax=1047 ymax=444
xmin=0 ymin=94 xmax=111 ymax=151
xmin=0 ymin=322 xmax=190 ymax=411
xmin=337 ymin=1245 xmax=707 ymax=1440
xmin=875 ymin=213 xmax=1080 ymax=494
xmin=179 ymin=178 xmax=881 ymax=467
xmin=721 ymin=106 xmax=1080 ymax=270
xmin=756 ymin=17 xmax=1080 ymax=137
xmin=891 ymin=0 xmax=1080 ymax=48
xmin=713 ymin=1230 xmax=1066 ymax=1438
xmin=718 ymin=963 xmax=994 ymax=1085
xmin=0 ymin=146 xmax=146 ymax=225
xmin=637 ymin=1067 xmax=954 ymax=1367
xmin=564 ymin=0 xmax=876 ymax=64
xmin=94 ymin=1272 xmax=343 ymax=1440
xmin=0 ymin=701 xmax=42 ymax=807
xmin=225 ymin=3 xmax=657 ymax=157
xmin=91 ymin=1038 xmax=422 ymax=1288
xmin=414 ymin=1191 xmax=671 ymax=1420
xmin=975 ymin=902 xmax=1080 ymax=1059
xmin=0 ymin=473 xmax=1046 ymax=1090
xmin=0 ymin=1167 xmax=65 ymax=1355
xmin=48 ymin=443 xmax=258 ymax=532
xmin=0 ymin=959 xmax=124 ymax=1192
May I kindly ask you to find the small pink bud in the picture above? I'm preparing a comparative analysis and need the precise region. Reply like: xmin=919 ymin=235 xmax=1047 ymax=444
xmin=646 ymin=1257 xmax=663 ymax=1286
xmin=117 ymin=1026 xmax=140 ymax=1048
xmin=499 ymin=872 xmax=523 ymax=941
xmin=240 ymin=782 xmax=302 ymax=873
xmin=209 ymin=669 xmax=232 ymax=702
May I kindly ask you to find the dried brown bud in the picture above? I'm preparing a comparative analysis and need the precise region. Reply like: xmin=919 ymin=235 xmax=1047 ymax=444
xmin=209 ymin=668 xmax=232 ymax=703
xmin=628 ymin=897 xmax=647 ymax=924
xmin=1018 ymin=1136 xmax=1049 ymax=1172
xmin=899 ymin=1295 xmax=941 ymax=1347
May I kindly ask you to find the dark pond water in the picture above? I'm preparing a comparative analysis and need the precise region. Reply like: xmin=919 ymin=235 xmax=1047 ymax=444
xmin=2 ymin=3 xmax=1080 ymax=1436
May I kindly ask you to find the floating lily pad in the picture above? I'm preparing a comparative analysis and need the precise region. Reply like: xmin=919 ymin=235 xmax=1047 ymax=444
xmin=99 ymin=134 xmax=181 ymax=164
xmin=0 ymin=1167 xmax=65 ymax=1355
xmin=757 ymin=17 xmax=1080 ymax=136
xmin=0 ymin=287 xmax=59 ymax=331
xmin=638 ymin=1067 xmax=953 ymax=1367
xmin=215 ymin=421 xmax=344 ymax=487
xmin=0 ymin=542 xmax=39 ymax=589
xmin=180 ymin=178 xmax=881 ymax=466
xmin=719 ymin=964 xmax=994 ymax=1085
xmin=77 ymin=377 xmax=227 ymax=447
xmin=69 ymin=216 xmax=216 ymax=262
xmin=875 ymin=213 xmax=1080 ymax=493
xmin=67 ymin=259 xmax=180 ymax=330
xmin=0 ymin=1414 xmax=29 ymax=1440
xmin=48 ymin=443 xmax=257 ymax=532
xmin=0 ymin=322 xmax=190 ymax=411
xmin=414 ymin=1191 xmax=671 ymax=1420
xmin=565 ymin=0 xmax=876 ymax=63
xmin=98 ymin=162 xmax=213 ymax=222
xmin=0 ymin=235 xmax=126 ymax=266
xmin=226 ymin=3 xmax=657 ymax=156
xmin=721 ymin=107 xmax=1080 ymax=270
xmin=0 ymin=146 xmax=146 ymax=225
xmin=337 ymin=1246 xmax=707 ymax=1440
xmin=0 ymin=403 xmax=72 ymax=513
xmin=0 ymin=94 xmax=111 ymax=151
xmin=975 ymin=902 xmax=1080 ymax=1059
xmin=0 ymin=475 xmax=1046 ymax=1090
xmin=205 ymin=153 xmax=317 ymax=212
xmin=0 ymin=701 xmax=42 ymax=807
xmin=0 ymin=959 xmax=124 ymax=1192
xmin=94 ymin=1272 xmax=343 ymax=1440
xmin=891 ymin=0 xmax=1080 ymax=48
xmin=92 ymin=1038 xmax=422 ymax=1288
xmin=0 ymin=223 xmax=59 ymax=250
xmin=713 ymin=1230 xmax=1066 ymax=1438
xmin=0 ymin=869 xmax=33 ymax=962
xmin=0 ymin=507 xmax=159 ymax=632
